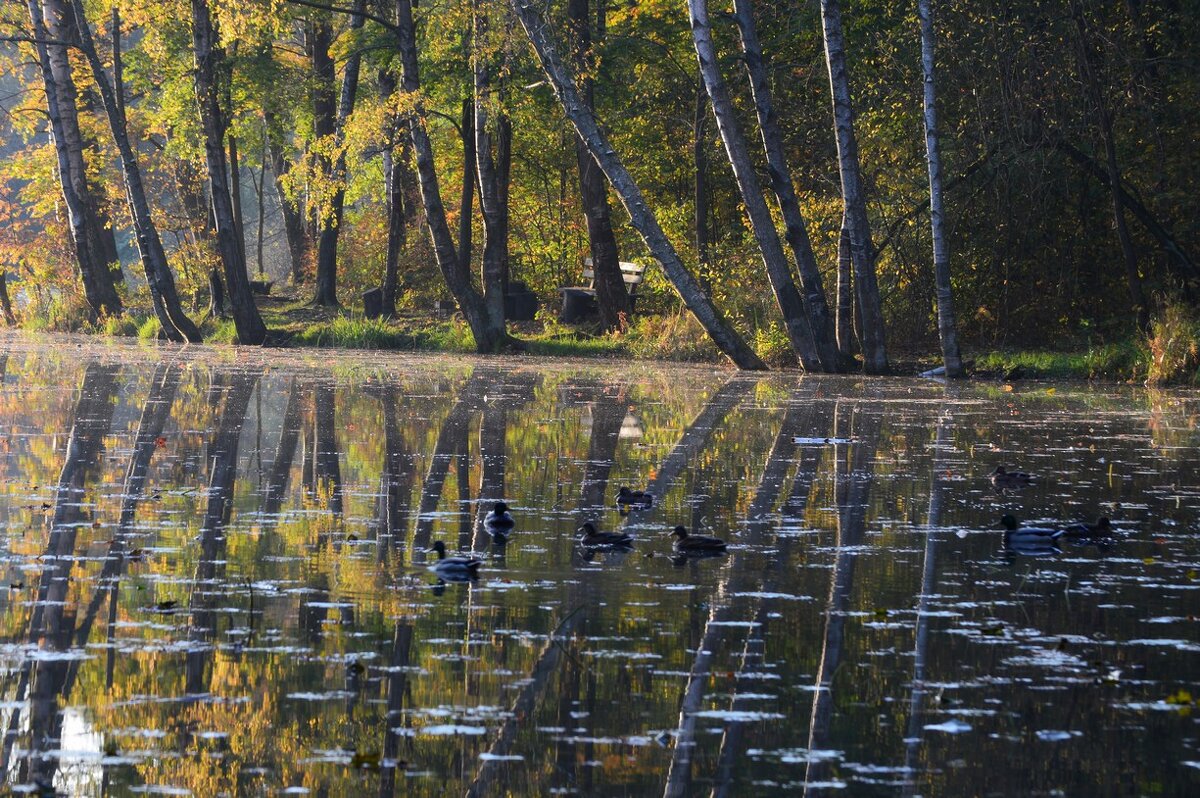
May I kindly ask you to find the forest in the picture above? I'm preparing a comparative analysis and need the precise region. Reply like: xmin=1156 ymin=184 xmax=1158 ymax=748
xmin=0 ymin=0 xmax=1197 ymax=376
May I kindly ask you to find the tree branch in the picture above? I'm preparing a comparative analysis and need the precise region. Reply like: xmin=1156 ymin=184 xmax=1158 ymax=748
xmin=282 ymin=0 xmax=398 ymax=33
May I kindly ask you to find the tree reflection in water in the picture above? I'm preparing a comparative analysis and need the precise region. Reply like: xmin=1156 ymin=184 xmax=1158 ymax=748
xmin=0 ymin=344 xmax=1196 ymax=796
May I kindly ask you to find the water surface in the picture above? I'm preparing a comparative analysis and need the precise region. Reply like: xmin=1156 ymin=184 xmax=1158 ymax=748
xmin=0 ymin=334 xmax=1198 ymax=796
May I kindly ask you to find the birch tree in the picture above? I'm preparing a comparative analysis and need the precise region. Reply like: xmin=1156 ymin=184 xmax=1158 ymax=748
xmin=731 ymin=0 xmax=842 ymax=371
xmin=66 ymin=0 xmax=202 ymax=342
xmin=510 ymin=0 xmax=766 ymax=370
xmin=688 ymin=0 xmax=820 ymax=370
xmin=819 ymin=0 xmax=888 ymax=373
xmin=918 ymin=0 xmax=963 ymax=376
xmin=27 ymin=0 xmax=122 ymax=318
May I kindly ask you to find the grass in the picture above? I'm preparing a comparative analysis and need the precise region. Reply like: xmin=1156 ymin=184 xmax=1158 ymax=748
xmin=974 ymin=338 xmax=1149 ymax=382
xmin=34 ymin=282 xmax=1200 ymax=381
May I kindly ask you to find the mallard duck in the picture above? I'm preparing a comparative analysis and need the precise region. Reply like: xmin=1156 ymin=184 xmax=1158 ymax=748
xmin=484 ymin=501 xmax=515 ymax=531
xmin=998 ymin=514 xmax=1063 ymax=544
xmin=1062 ymin=516 xmax=1112 ymax=538
xmin=671 ymin=525 xmax=727 ymax=553
xmin=578 ymin=522 xmax=633 ymax=548
xmin=989 ymin=466 xmax=1034 ymax=490
xmin=428 ymin=541 xmax=482 ymax=578
xmin=616 ymin=486 xmax=654 ymax=509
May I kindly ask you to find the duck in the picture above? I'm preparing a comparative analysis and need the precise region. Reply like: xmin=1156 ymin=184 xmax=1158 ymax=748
xmin=670 ymin=525 xmax=728 ymax=554
xmin=428 ymin=541 xmax=482 ymax=579
xmin=616 ymin=486 xmax=654 ymax=509
xmin=484 ymin=501 xmax=515 ymax=531
xmin=990 ymin=466 xmax=1034 ymax=490
xmin=997 ymin=514 xmax=1064 ymax=545
xmin=578 ymin=522 xmax=633 ymax=548
xmin=1062 ymin=516 xmax=1112 ymax=539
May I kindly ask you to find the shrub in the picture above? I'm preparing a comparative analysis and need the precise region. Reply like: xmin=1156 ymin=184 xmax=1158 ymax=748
xmin=1146 ymin=299 xmax=1200 ymax=386
xmin=625 ymin=311 xmax=721 ymax=363
xmin=137 ymin=316 xmax=162 ymax=340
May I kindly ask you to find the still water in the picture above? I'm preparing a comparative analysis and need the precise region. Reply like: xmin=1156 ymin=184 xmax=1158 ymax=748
xmin=0 ymin=334 xmax=1198 ymax=797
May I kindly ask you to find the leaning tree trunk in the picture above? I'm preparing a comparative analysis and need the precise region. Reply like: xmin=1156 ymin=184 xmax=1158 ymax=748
xmin=732 ymin=0 xmax=842 ymax=371
xmin=67 ymin=0 xmax=202 ymax=342
xmin=689 ymin=0 xmax=816 ymax=369
xmin=567 ymin=0 xmax=630 ymax=330
xmin=39 ymin=0 xmax=123 ymax=318
xmin=510 ymin=0 xmax=765 ymax=369
xmin=820 ymin=0 xmax=888 ymax=373
xmin=1072 ymin=1 xmax=1148 ymax=332
xmin=472 ymin=0 xmax=510 ymax=332
xmin=192 ymin=0 xmax=267 ymax=343
xmin=313 ymin=0 xmax=367 ymax=307
xmin=918 ymin=0 xmax=963 ymax=376
xmin=393 ymin=0 xmax=506 ymax=353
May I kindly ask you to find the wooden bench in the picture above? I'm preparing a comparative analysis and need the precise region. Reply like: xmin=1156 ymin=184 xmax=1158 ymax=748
xmin=559 ymin=258 xmax=646 ymax=322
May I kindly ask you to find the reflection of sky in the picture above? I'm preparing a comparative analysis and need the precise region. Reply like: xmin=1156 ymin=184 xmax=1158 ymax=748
xmin=56 ymin=707 xmax=104 ymax=797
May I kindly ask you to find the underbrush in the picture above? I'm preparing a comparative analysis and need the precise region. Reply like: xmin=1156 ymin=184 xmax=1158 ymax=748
xmin=1146 ymin=300 xmax=1200 ymax=386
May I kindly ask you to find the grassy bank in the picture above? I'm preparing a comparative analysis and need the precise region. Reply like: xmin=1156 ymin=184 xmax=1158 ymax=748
xmin=20 ymin=286 xmax=1200 ymax=383
xmin=973 ymin=304 xmax=1200 ymax=386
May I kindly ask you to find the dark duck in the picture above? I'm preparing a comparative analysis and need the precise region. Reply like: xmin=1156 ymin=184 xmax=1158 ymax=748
xmin=670 ymin=525 xmax=728 ymax=554
xmin=578 ymin=522 xmax=633 ymax=548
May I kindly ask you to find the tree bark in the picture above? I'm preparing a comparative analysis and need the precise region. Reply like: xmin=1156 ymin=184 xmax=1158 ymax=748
xmin=693 ymin=83 xmax=712 ymax=295
xmin=457 ymin=96 xmax=476 ymax=287
xmin=918 ymin=0 xmax=964 ymax=376
xmin=393 ymin=0 xmax=506 ymax=353
xmin=67 ymin=0 xmax=202 ymax=342
xmin=819 ymin=0 xmax=888 ymax=373
xmin=52 ymin=0 xmax=123 ymax=287
xmin=228 ymin=134 xmax=246 ymax=267
xmin=192 ymin=0 xmax=268 ymax=343
xmin=510 ymin=0 xmax=765 ymax=369
xmin=1072 ymin=1 xmax=1148 ymax=331
xmin=379 ymin=71 xmax=413 ymax=316
xmin=836 ymin=214 xmax=854 ymax=357
xmin=568 ymin=0 xmax=630 ymax=330
xmin=731 ymin=0 xmax=842 ymax=371
xmin=30 ymin=0 xmax=123 ymax=319
xmin=307 ymin=16 xmax=335 ymax=247
xmin=0 ymin=272 xmax=15 ymax=325
xmin=264 ymin=112 xmax=311 ymax=283
xmin=689 ymin=0 xmax=815 ymax=369
xmin=473 ymin=0 xmax=510 ymax=331
xmin=312 ymin=0 xmax=367 ymax=307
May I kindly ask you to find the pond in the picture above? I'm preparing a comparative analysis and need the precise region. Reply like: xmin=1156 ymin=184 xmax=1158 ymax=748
xmin=0 ymin=333 xmax=1198 ymax=796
